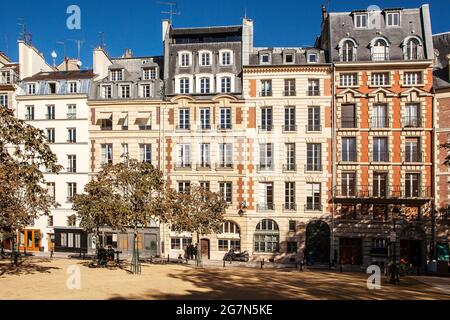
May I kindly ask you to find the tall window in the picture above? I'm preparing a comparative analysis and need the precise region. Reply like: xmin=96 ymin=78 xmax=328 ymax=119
xmin=405 ymin=173 xmax=420 ymax=197
xmin=371 ymin=72 xmax=390 ymax=86
xmin=373 ymin=137 xmax=388 ymax=162
xmin=120 ymin=85 xmax=130 ymax=98
xmin=307 ymin=79 xmax=320 ymax=96
xmin=199 ymin=143 xmax=211 ymax=167
xmin=306 ymin=183 xmax=321 ymax=211
xmin=261 ymin=107 xmax=273 ymax=131
xmin=180 ymin=78 xmax=190 ymax=94
xmin=27 ymin=83 xmax=36 ymax=95
xmin=284 ymin=106 xmax=296 ymax=131
xmin=102 ymin=85 xmax=112 ymax=99
xmin=371 ymin=104 xmax=388 ymax=128
xmin=254 ymin=219 xmax=279 ymax=253
xmin=221 ymin=51 xmax=232 ymax=65
xmin=218 ymin=143 xmax=233 ymax=168
xmin=307 ymin=106 xmax=321 ymax=131
xmin=404 ymin=103 xmax=420 ymax=127
xmin=46 ymin=182 xmax=55 ymax=202
xmin=221 ymin=77 xmax=232 ymax=93
xmin=199 ymin=108 xmax=210 ymax=129
xmin=177 ymin=144 xmax=191 ymax=168
xmin=46 ymin=128 xmax=55 ymax=143
xmin=219 ymin=108 xmax=232 ymax=129
xmin=259 ymin=143 xmax=273 ymax=170
xmin=373 ymin=172 xmax=387 ymax=197
xmin=178 ymin=108 xmax=190 ymax=129
xmin=405 ymin=138 xmax=420 ymax=162
xmin=68 ymin=82 xmax=78 ymax=93
xmin=139 ymin=144 xmax=152 ymax=163
xmin=67 ymin=155 xmax=77 ymax=173
xmin=285 ymin=182 xmax=295 ymax=210
xmin=404 ymin=72 xmax=422 ymax=85
xmin=178 ymin=181 xmax=190 ymax=194
xmin=67 ymin=128 xmax=76 ymax=143
xmin=180 ymin=53 xmax=190 ymax=66
xmin=342 ymin=137 xmax=356 ymax=162
xmin=285 ymin=143 xmax=296 ymax=171
xmin=67 ymin=183 xmax=77 ymax=202
xmin=405 ymin=39 xmax=420 ymax=60
xmin=219 ymin=182 xmax=232 ymax=203
xmin=258 ymin=183 xmax=274 ymax=210
xmin=372 ymin=39 xmax=389 ymax=61
xmin=142 ymin=84 xmax=152 ymax=98
xmin=284 ymin=79 xmax=296 ymax=96
xmin=342 ymin=40 xmax=356 ymax=62
xmin=218 ymin=221 xmax=240 ymax=252
xmin=200 ymin=78 xmax=210 ymax=94
xmin=46 ymin=105 xmax=55 ymax=120
xmin=261 ymin=80 xmax=272 ymax=96
xmin=121 ymin=143 xmax=129 ymax=163
xmin=341 ymin=172 xmax=356 ymax=197
xmin=0 ymin=94 xmax=8 ymax=107
xmin=101 ymin=144 xmax=113 ymax=164
xmin=306 ymin=143 xmax=321 ymax=171
xmin=341 ymin=104 xmax=356 ymax=128
xmin=25 ymin=105 xmax=34 ymax=120
xmin=67 ymin=104 xmax=77 ymax=119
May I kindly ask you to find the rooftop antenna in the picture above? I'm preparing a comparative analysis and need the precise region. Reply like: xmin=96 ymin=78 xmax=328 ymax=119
xmin=68 ymin=39 xmax=85 ymax=62
xmin=158 ymin=1 xmax=180 ymax=24
xmin=4 ymin=35 xmax=9 ymax=57
xmin=56 ymin=41 xmax=67 ymax=58
xmin=98 ymin=32 xmax=106 ymax=50
xmin=18 ymin=18 xmax=32 ymax=45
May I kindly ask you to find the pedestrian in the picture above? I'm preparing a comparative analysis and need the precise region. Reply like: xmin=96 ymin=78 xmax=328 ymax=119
xmin=183 ymin=246 xmax=189 ymax=264
xmin=188 ymin=244 xmax=193 ymax=260
xmin=193 ymin=243 xmax=198 ymax=261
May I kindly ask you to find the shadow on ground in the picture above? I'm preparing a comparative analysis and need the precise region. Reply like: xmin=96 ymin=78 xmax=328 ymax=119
xmin=0 ymin=258 xmax=61 ymax=277
xmin=108 ymin=267 xmax=450 ymax=300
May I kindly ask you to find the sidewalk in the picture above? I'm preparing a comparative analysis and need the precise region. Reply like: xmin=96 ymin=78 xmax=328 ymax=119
xmin=411 ymin=276 xmax=450 ymax=295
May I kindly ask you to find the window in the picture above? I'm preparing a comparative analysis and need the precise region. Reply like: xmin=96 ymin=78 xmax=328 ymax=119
xmin=178 ymin=181 xmax=190 ymax=194
xmin=102 ymin=85 xmax=112 ymax=98
xmin=200 ymin=77 xmax=210 ymax=94
xmin=46 ymin=128 xmax=55 ymax=143
xmin=46 ymin=105 xmax=55 ymax=120
xmin=171 ymin=238 xmax=192 ymax=250
xmin=306 ymin=183 xmax=321 ymax=211
xmin=371 ymin=238 xmax=388 ymax=255
xmin=67 ymin=182 xmax=77 ymax=202
xmin=180 ymin=53 xmax=191 ymax=66
xmin=200 ymin=52 xmax=211 ymax=66
xmin=67 ymin=104 xmax=76 ymax=119
xmin=340 ymin=73 xmax=357 ymax=86
xmin=199 ymin=108 xmax=210 ymax=129
xmin=371 ymin=104 xmax=388 ymax=128
xmin=285 ymin=53 xmax=294 ymax=64
xmin=141 ymin=84 xmax=152 ymax=98
xmin=120 ymin=85 xmax=130 ymax=98
xmin=306 ymin=143 xmax=321 ymax=171
xmin=221 ymin=77 xmax=232 ymax=93
xmin=285 ymin=182 xmax=295 ymax=210
xmin=285 ymin=143 xmax=296 ymax=171
xmin=405 ymin=173 xmax=420 ymax=197
xmin=25 ymin=105 xmax=34 ymax=120
xmin=0 ymin=94 xmax=8 ymax=107
xmin=341 ymin=40 xmax=356 ymax=62
xmin=68 ymin=82 xmax=78 ymax=93
xmin=180 ymin=78 xmax=190 ymax=94
xmin=27 ymin=83 xmax=36 ymax=95
xmin=289 ymin=221 xmax=296 ymax=232
xmin=257 ymin=183 xmax=274 ymax=211
xmin=372 ymin=39 xmax=389 ymax=61
xmin=260 ymin=107 xmax=273 ymax=131
xmin=373 ymin=172 xmax=387 ymax=197
xmin=178 ymin=108 xmax=190 ymax=129
xmin=261 ymin=80 xmax=272 ymax=96
xmin=404 ymin=72 xmax=422 ymax=85
xmin=386 ymin=12 xmax=400 ymax=27
xmin=354 ymin=14 xmax=368 ymax=28
xmin=177 ymin=144 xmax=191 ymax=168
xmin=307 ymin=79 xmax=320 ymax=96
xmin=371 ymin=72 xmax=390 ymax=86
xmin=284 ymin=79 xmax=296 ymax=96
xmin=46 ymin=182 xmax=55 ymax=201
xmin=61 ymin=233 xmax=67 ymax=247
xmin=259 ymin=143 xmax=273 ymax=170
xmin=342 ymin=137 xmax=356 ymax=162
xmin=110 ymin=70 xmax=123 ymax=81
xmin=139 ymin=144 xmax=152 ymax=163
xmin=341 ymin=172 xmax=356 ymax=197
xmin=121 ymin=143 xmax=129 ymax=162
xmin=100 ymin=115 xmax=112 ymax=130
xmin=254 ymin=220 xmax=279 ymax=253
xmin=219 ymin=182 xmax=232 ymax=203
xmin=219 ymin=221 xmax=240 ymax=235
xmin=307 ymin=106 xmax=321 ymax=131
xmin=307 ymin=53 xmax=318 ymax=63
xmin=200 ymin=181 xmax=210 ymax=191
xmin=67 ymin=128 xmax=76 ymax=143
xmin=341 ymin=104 xmax=356 ymax=128
xmin=101 ymin=144 xmax=113 ymax=164
xmin=260 ymin=53 xmax=270 ymax=64
xmin=67 ymin=155 xmax=76 ymax=173
xmin=219 ymin=108 xmax=232 ymax=129
xmin=405 ymin=38 xmax=420 ymax=60
xmin=405 ymin=138 xmax=420 ymax=162
xmin=372 ymin=137 xmax=388 ymax=162
xmin=284 ymin=106 xmax=296 ymax=131
xmin=199 ymin=143 xmax=210 ymax=167
xmin=143 ymin=68 xmax=156 ymax=80
xmin=218 ymin=143 xmax=233 ymax=168
xmin=48 ymin=216 xmax=54 ymax=227
xmin=218 ymin=239 xmax=240 ymax=252
xmin=221 ymin=51 xmax=232 ymax=65
xmin=404 ymin=103 xmax=420 ymax=127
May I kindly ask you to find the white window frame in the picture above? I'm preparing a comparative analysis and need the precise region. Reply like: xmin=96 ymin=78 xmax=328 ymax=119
xmin=110 ymin=69 xmax=123 ymax=81
xmin=101 ymin=85 xmax=112 ymax=98
xmin=404 ymin=72 xmax=422 ymax=86
xmin=386 ymin=12 xmax=400 ymax=27
xmin=120 ymin=84 xmax=130 ymax=98
xmin=177 ymin=144 xmax=191 ymax=167
xmin=68 ymin=81 xmax=78 ymax=94
xmin=27 ymin=83 xmax=36 ymax=95
xmin=354 ymin=13 xmax=368 ymax=28
xmin=101 ymin=143 xmax=113 ymax=164
xmin=307 ymin=53 xmax=318 ymax=64
xmin=0 ymin=93 xmax=8 ymax=107
xmin=199 ymin=50 xmax=212 ymax=66
xmin=340 ymin=73 xmax=357 ymax=87
xmin=219 ymin=50 xmax=233 ymax=66
xmin=371 ymin=72 xmax=390 ymax=86
xmin=179 ymin=51 xmax=192 ymax=67
xmin=139 ymin=144 xmax=152 ymax=163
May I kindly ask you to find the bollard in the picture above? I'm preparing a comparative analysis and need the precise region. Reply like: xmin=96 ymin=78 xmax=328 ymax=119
xmin=167 ymin=254 xmax=170 ymax=263
xmin=340 ymin=264 xmax=343 ymax=273
xmin=300 ymin=262 xmax=303 ymax=271
xmin=260 ymin=258 xmax=264 ymax=269
xmin=223 ymin=260 xmax=225 ymax=268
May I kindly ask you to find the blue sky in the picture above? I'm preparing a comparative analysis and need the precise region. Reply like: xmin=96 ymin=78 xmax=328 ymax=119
xmin=1 ymin=0 xmax=449 ymax=69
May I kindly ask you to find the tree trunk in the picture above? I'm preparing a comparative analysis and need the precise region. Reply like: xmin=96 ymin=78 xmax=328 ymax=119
xmin=196 ymin=232 xmax=202 ymax=268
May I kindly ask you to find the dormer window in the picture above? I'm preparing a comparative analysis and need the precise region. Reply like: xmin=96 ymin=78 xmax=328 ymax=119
xmin=101 ymin=85 xmax=112 ymax=99
xmin=354 ymin=14 xmax=368 ymax=28
xmin=120 ymin=85 xmax=130 ymax=98
xmin=200 ymin=51 xmax=212 ymax=66
xmin=143 ymin=68 xmax=156 ymax=80
xmin=220 ymin=50 xmax=233 ymax=66
xmin=48 ymin=82 xmax=57 ymax=94
xmin=307 ymin=53 xmax=318 ymax=64
xmin=27 ymin=83 xmax=36 ymax=95
xmin=68 ymin=81 xmax=78 ymax=94
xmin=339 ymin=38 xmax=358 ymax=62
xmin=386 ymin=12 xmax=400 ymax=27
xmin=284 ymin=53 xmax=294 ymax=64
xmin=403 ymin=37 xmax=422 ymax=60
xmin=371 ymin=38 xmax=389 ymax=61
xmin=260 ymin=53 xmax=271 ymax=64
xmin=110 ymin=69 xmax=123 ymax=81
xmin=179 ymin=52 xmax=191 ymax=67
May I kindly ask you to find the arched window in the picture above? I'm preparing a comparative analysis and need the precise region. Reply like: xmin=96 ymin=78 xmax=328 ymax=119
xmin=218 ymin=221 xmax=240 ymax=251
xmin=371 ymin=38 xmax=389 ymax=61
xmin=404 ymin=38 xmax=421 ymax=60
xmin=342 ymin=40 xmax=355 ymax=62
xmin=254 ymin=219 xmax=279 ymax=253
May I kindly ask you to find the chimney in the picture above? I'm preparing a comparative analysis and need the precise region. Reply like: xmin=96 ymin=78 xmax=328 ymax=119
xmin=123 ymin=48 xmax=132 ymax=58
xmin=447 ymin=54 xmax=450 ymax=82
xmin=321 ymin=4 xmax=328 ymax=22
xmin=162 ymin=19 xmax=170 ymax=43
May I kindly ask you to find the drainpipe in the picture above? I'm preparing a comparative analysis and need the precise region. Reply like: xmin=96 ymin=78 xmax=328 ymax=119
xmin=431 ymin=88 xmax=437 ymax=261
xmin=331 ymin=64 xmax=337 ymax=265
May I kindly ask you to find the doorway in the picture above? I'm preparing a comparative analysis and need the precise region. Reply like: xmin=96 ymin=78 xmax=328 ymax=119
xmin=19 ymin=229 xmax=41 ymax=252
xmin=201 ymin=239 xmax=210 ymax=260
xmin=305 ymin=220 xmax=330 ymax=264
xmin=339 ymin=237 xmax=362 ymax=265
xmin=400 ymin=240 xmax=422 ymax=267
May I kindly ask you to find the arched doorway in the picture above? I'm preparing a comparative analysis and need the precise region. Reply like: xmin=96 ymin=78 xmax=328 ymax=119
xmin=305 ymin=220 xmax=330 ymax=264
xmin=254 ymin=219 xmax=279 ymax=253
xmin=400 ymin=226 xmax=425 ymax=267
xmin=218 ymin=221 xmax=241 ymax=252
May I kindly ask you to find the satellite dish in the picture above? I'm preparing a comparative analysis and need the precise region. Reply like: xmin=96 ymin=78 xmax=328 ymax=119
xmin=51 ymin=50 xmax=57 ymax=59
xmin=77 ymin=61 xmax=83 ymax=67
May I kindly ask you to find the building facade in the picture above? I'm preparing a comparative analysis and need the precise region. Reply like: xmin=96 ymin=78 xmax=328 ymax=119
xmin=320 ymin=5 xmax=435 ymax=269
xmin=0 ymin=52 xmax=19 ymax=111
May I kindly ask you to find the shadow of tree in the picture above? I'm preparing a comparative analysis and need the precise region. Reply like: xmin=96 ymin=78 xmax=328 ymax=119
xmin=108 ymin=267 xmax=449 ymax=300
xmin=0 ymin=258 xmax=61 ymax=277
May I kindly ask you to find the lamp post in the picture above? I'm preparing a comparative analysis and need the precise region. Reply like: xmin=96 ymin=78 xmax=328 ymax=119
xmin=390 ymin=208 xmax=400 ymax=284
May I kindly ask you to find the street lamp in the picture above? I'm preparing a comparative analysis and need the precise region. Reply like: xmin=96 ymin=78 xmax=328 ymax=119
xmin=390 ymin=206 xmax=401 ymax=284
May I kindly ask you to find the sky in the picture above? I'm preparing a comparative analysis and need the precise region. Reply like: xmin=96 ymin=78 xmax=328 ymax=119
xmin=1 ymin=0 xmax=449 ymax=69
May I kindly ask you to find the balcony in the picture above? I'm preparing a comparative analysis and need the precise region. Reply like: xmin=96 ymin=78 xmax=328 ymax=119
xmin=402 ymin=117 xmax=422 ymax=128
xmin=176 ymin=125 xmax=191 ymax=131
xmin=306 ymin=124 xmax=322 ymax=132
xmin=217 ymin=124 xmax=232 ymax=131
xmin=257 ymin=203 xmax=275 ymax=211
xmin=258 ymin=125 xmax=273 ymax=132
xmin=283 ymin=203 xmax=297 ymax=211
xmin=283 ymin=90 xmax=296 ymax=97
xmin=307 ymin=90 xmax=320 ymax=96
xmin=215 ymin=163 xmax=234 ymax=170
xmin=304 ymin=164 xmax=322 ymax=173
xmin=283 ymin=125 xmax=297 ymax=132
xmin=259 ymin=91 xmax=273 ymax=97
xmin=45 ymin=114 xmax=55 ymax=120
xmin=67 ymin=113 xmax=77 ymax=120
xmin=370 ymin=117 xmax=390 ymax=129
xmin=283 ymin=163 xmax=297 ymax=172
xmin=66 ymin=167 xmax=76 ymax=173
xmin=304 ymin=203 xmax=322 ymax=211
xmin=0 ymin=70 xmax=19 ymax=84
xmin=196 ymin=163 xmax=212 ymax=170
xmin=334 ymin=185 xmax=432 ymax=202
xmin=403 ymin=152 xmax=422 ymax=163
xmin=370 ymin=152 xmax=389 ymax=163
xmin=174 ymin=162 xmax=192 ymax=170
xmin=257 ymin=164 xmax=274 ymax=172
xmin=197 ymin=124 xmax=211 ymax=131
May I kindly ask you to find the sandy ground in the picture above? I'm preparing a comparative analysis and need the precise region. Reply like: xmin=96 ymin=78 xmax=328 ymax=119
xmin=0 ymin=257 xmax=449 ymax=300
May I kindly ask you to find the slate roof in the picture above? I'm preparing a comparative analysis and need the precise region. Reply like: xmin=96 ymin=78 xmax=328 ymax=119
xmin=248 ymin=48 xmax=328 ymax=66
xmin=22 ymin=70 xmax=94 ymax=81
xmin=433 ymin=32 xmax=450 ymax=89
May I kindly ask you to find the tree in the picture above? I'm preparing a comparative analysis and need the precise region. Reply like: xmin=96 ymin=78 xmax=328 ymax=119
xmin=0 ymin=108 xmax=61 ymax=259
xmin=168 ymin=185 xmax=227 ymax=267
